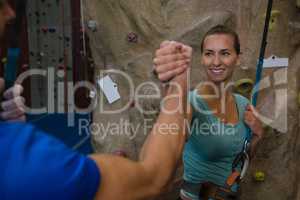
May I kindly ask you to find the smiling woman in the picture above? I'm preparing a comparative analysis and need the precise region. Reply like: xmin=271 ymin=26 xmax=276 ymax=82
xmin=200 ymin=25 xmax=241 ymax=84
xmin=178 ymin=25 xmax=264 ymax=200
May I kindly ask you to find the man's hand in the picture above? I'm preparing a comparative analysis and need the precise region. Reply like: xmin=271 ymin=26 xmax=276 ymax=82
xmin=0 ymin=78 xmax=26 ymax=121
xmin=153 ymin=40 xmax=192 ymax=82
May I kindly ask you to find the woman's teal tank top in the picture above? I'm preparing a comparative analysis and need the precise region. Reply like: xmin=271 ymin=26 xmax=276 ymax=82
xmin=182 ymin=89 xmax=250 ymax=199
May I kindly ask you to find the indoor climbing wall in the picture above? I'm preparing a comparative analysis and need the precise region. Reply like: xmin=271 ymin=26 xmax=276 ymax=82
xmin=26 ymin=0 xmax=73 ymax=112
xmin=84 ymin=0 xmax=299 ymax=199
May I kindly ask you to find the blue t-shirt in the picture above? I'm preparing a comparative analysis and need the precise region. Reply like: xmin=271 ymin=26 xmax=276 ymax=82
xmin=0 ymin=122 xmax=100 ymax=200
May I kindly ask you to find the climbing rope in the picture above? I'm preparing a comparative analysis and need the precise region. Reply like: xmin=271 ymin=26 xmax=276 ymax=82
xmin=227 ymin=0 xmax=274 ymax=189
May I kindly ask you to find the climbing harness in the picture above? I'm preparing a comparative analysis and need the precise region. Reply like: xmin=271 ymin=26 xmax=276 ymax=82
xmin=180 ymin=181 xmax=240 ymax=200
xmin=234 ymin=78 xmax=254 ymax=96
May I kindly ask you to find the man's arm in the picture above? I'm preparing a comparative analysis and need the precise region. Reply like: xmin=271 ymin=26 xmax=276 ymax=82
xmin=91 ymin=42 xmax=191 ymax=200
xmin=91 ymin=75 xmax=188 ymax=200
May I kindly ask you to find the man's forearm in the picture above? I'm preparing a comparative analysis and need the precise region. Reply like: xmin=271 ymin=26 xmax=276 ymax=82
xmin=91 ymin=154 xmax=157 ymax=200
xmin=139 ymin=79 xmax=188 ymax=191
xmin=91 ymin=75 xmax=188 ymax=200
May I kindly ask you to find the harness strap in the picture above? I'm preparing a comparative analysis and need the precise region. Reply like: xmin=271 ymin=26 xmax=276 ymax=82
xmin=225 ymin=171 xmax=241 ymax=188
xmin=181 ymin=181 xmax=239 ymax=200
xmin=181 ymin=180 xmax=202 ymax=196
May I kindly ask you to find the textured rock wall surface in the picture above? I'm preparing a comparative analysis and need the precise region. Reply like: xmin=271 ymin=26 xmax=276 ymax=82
xmin=84 ymin=0 xmax=300 ymax=199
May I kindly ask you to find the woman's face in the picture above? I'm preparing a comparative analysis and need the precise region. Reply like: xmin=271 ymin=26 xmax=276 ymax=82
xmin=201 ymin=34 xmax=240 ymax=84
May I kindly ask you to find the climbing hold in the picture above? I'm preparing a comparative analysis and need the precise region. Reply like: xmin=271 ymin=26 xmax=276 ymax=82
xmin=48 ymin=27 xmax=56 ymax=33
xmin=1 ymin=57 xmax=7 ymax=64
xmin=254 ymin=171 xmax=265 ymax=182
xmin=234 ymin=78 xmax=254 ymax=96
xmin=263 ymin=124 xmax=275 ymax=136
xmin=57 ymin=70 xmax=65 ymax=78
xmin=127 ymin=32 xmax=138 ymax=43
xmin=58 ymin=64 xmax=65 ymax=69
xmin=21 ymin=64 xmax=29 ymax=69
xmin=41 ymin=27 xmax=48 ymax=33
xmin=297 ymin=0 xmax=300 ymax=8
xmin=87 ymin=20 xmax=97 ymax=32
xmin=269 ymin=10 xmax=281 ymax=32
xmin=65 ymin=37 xmax=70 ymax=42
xmin=113 ymin=149 xmax=128 ymax=158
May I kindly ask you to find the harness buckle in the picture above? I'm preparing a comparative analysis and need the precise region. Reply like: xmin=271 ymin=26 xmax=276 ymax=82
xmin=228 ymin=141 xmax=251 ymax=186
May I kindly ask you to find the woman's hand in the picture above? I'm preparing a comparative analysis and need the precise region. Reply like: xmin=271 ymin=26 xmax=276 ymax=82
xmin=244 ymin=104 xmax=263 ymax=140
xmin=0 ymin=78 xmax=26 ymax=122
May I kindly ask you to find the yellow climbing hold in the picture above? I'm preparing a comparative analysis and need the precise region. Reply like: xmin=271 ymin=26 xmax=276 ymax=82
xmin=254 ymin=171 xmax=265 ymax=182
xmin=269 ymin=10 xmax=281 ymax=32
xmin=297 ymin=0 xmax=300 ymax=9
xmin=1 ymin=57 xmax=7 ymax=64
xmin=263 ymin=123 xmax=273 ymax=133
xmin=234 ymin=78 xmax=254 ymax=95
